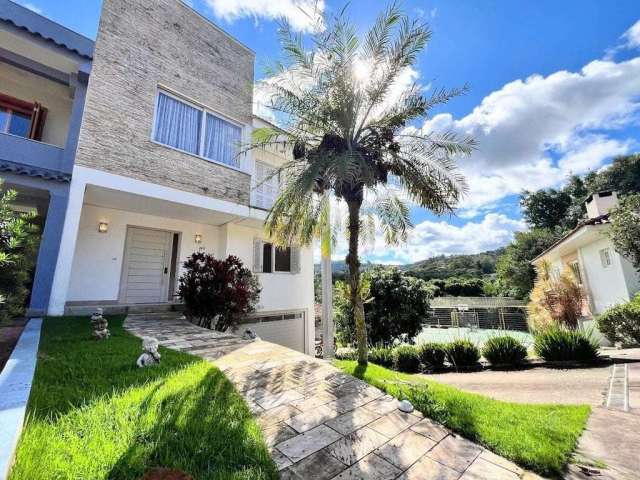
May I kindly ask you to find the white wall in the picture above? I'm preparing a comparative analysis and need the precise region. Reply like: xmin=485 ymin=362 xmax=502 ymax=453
xmin=67 ymin=204 xmax=220 ymax=302
xmin=580 ymin=237 xmax=632 ymax=314
xmin=222 ymin=222 xmax=316 ymax=353
xmin=0 ymin=62 xmax=72 ymax=146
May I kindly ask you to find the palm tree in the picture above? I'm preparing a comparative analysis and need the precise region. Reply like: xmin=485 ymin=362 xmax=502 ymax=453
xmin=250 ymin=2 xmax=474 ymax=365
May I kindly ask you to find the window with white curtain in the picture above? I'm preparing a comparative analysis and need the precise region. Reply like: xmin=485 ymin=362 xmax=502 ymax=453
xmin=153 ymin=91 xmax=242 ymax=167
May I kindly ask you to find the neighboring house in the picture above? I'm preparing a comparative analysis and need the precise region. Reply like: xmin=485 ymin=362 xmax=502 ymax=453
xmin=532 ymin=191 xmax=640 ymax=320
xmin=0 ymin=0 xmax=315 ymax=354
xmin=0 ymin=0 xmax=93 ymax=315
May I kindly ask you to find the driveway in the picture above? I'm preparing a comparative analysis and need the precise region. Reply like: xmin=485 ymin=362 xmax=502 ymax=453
xmin=423 ymin=359 xmax=640 ymax=480
xmin=125 ymin=314 xmax=542 ymax=480
xmin=424 ymin=366 xmax=611 ymax=406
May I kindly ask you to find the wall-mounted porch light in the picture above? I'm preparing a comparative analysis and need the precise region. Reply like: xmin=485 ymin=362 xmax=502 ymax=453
xmin=98 ymin=221 xmax=109 ymax=233
xmin=194 ymin=233 xmax=203 ymax=244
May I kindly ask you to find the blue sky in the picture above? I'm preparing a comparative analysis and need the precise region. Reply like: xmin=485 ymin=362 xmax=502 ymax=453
xmin=16 ymin=0 xmax=640 ymax=263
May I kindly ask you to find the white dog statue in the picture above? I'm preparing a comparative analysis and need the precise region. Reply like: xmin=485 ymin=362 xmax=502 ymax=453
xmin=136 ymin=337 xmax=161 ymax=367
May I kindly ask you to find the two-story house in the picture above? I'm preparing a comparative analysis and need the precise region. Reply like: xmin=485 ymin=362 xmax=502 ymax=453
xmin=1 ymin=0 xmax=93 ymax=315
xmin=0 ymin=0 xmax=315 ymax=354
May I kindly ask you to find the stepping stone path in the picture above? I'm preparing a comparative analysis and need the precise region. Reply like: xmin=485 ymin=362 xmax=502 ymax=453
xmin=125 ymin=314 xmax=545 ymax=480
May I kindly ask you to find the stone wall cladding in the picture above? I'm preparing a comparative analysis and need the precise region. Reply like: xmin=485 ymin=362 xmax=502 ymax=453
xmin=75 ymin=0 xmax=254 ymax=204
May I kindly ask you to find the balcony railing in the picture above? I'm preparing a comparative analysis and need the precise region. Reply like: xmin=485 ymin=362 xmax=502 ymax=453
xmin=0 ymin=132 xmax=68 ymax=174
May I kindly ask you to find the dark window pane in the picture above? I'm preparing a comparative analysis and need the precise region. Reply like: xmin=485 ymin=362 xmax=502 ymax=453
xmin=275 ymin=246 xmax=291 ymax=272
xmin=8 ymin=111 xmax=31 ymax=138
xmin=262 ymin=243 xmax=272 ymax=273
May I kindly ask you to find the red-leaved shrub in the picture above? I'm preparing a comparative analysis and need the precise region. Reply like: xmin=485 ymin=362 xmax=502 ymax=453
xmin=178 ymin=253 xmax=261 ymax=331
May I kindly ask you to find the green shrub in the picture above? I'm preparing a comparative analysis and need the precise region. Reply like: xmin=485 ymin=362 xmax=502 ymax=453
xmin=335 ymin=347 xmax=357 ymax=360
xmin=0 ymin=182 xmax=39 ymax=324
xmin=392 ymin=345 xmax=421 ymax=373
xmin=597 ymin=294 xmax=640 ymax=345
xmin=534 ymin=326 xmax=599 ymax=362
xmin=482 ymin=335 xmax=528 ymax=366
xmin=445 ymin=339 xmax=480 ymax=368
xmin=369 ymin=346 xmax=394 ymax=368
xmin=417 ymin=342 xmax=447 ymax=370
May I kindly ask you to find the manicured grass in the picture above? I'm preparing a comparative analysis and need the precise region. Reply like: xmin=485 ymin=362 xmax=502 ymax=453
xmin=336 ymin=360 xmax=590 ymax=478
xmin=10 ymin=316 xmax=277 ymax=480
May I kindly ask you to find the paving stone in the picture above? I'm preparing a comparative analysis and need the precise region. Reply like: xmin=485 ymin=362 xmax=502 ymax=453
xmin=375 ymin=429 xmax=436 ymax=470
xmin=478 ymin=450 xmax=523 ymax=476
xmin=256 ymin=404 xmax=302 ymax=428
xmin=326 ymin=426 xmax=389 ymax=466
xmin=286 ymin=405 xmax=339 ymax=433
xmin=325 ymin=407 xmax=382 ymax=435
xmin=290 ymin=391 xmax=338 ymax=411
xmin=329 ymin=453 xmax=401 ymax=480
xmin=410 ymin=418 xmax=450 ymax=442
xmin=276 ymin=425 xmax=343 ymax=463
xmin=279 ymin=448 xmax=347 ymax=480
xmin=368 ymin=410 xmax=421 ymax=438
xmin=361 ymin=395 xmax=402 ymax=416
xmin=262 ymin=422 xmax=298 ymax=447
xmin=397 ymin=454 xmax=462 ymax=480
xmin=257 ymin=389 xmax=305 ymax=410
xmin=426 ymin=435 xmax=482 ymax=473
xmin=270 ymin=447 xmax=292 ymax=471
xmin=459 ymin=457 xmax=520 ymax=480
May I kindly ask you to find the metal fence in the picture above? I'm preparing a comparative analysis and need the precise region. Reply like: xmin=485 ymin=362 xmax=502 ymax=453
xmin=427 ymin=307 xmax=529 ymax=332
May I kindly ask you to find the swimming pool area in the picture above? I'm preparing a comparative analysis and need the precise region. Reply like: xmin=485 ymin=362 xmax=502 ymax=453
xmin=414 ymin=326 xmax=534 ymax=347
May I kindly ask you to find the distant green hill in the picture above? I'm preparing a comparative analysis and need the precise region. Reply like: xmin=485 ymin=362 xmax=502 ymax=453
xmin=401 ymin=249 xmax=503 ymax=280
xmin=314 ymin=248 xmax=503 ymax=281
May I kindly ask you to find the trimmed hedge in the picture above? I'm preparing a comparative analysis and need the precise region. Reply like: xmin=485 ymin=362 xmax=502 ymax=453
xmin=482 ymin=336 xmax=528 ymax=366
xmin=369 ymin=346 xmax=394 ymax=368
xmin=392 ymin=345 xmax=421 ymax=373
xmin=534 ymin=326 xmax=599 ymax=362
xmin=417 ymin=342 xmax=447 ymax=370
xmin=445 ymin=339 xmax=480 ymax=368
xmin=597 ymin=294 xmax=640 ymax=346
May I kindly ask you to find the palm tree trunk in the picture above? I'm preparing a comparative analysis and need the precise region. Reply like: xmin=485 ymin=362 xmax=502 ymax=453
xmin=346 ymin=198 xmax=368 ymax=365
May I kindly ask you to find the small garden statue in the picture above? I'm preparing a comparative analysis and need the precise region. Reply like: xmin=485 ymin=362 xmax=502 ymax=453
xmin=241 ymin=328 xmax=259 ymax=341
xmin=137 ymin=337 xmax=161 ymax=367
xmin=91 ymin=307 xmax=110 ymax=340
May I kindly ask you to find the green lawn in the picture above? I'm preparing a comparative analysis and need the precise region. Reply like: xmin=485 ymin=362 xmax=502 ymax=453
xmin=336 ymin=360 xmax=590 ymax=478
xmin=10 ymin=316 xmax=277 ymax=480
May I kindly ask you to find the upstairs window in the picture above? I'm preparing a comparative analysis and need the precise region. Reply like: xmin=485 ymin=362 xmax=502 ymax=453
xmin=153 ymin=91 xmax=241 ymax=168
xmin=599 ymin=248 xmax=612 ymax=268
xmin=253 ymin=161 xmax=279 ymax=209
xmin=0 ymin=93 xmax=47 ymax=140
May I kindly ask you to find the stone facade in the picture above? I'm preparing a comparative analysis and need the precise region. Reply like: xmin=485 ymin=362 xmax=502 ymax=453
xmin=75 ymin=0 xmax=254 ymax=204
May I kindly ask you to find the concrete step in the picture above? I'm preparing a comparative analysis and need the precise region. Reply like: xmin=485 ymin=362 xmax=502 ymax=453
xmin=64 ymin=303 xmax=185 ymax=316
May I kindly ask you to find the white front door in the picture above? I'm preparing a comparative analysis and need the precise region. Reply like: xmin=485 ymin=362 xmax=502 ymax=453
xmin=120 ymin=226 xmax=173 ymax=304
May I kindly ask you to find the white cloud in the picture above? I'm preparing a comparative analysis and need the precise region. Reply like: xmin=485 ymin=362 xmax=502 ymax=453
xmin=422 ymin=57 xmax=640 ymax=210
xmin=622 ymin=19 xmax=640 ymax=49
xmin=204 ymin=0 xmax=324 ymax=32
xmin=359 ymin=213 xmax=526 ymax=264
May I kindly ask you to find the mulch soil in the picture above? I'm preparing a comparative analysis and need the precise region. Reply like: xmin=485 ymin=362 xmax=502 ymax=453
xmin=0 ymin=317 xmax=28 ymax=372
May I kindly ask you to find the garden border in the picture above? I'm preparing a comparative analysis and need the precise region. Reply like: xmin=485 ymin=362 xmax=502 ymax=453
xmin=0 ymin=318 xmax=42 ymax=480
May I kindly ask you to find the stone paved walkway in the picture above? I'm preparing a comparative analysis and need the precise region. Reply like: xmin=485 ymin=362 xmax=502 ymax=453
xmin=125 ymin=315 xmax=543 ymax=480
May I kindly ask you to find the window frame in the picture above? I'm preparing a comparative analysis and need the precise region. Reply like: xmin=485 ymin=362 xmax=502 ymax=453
xmin=599 ymin=248 xmax=613 ymax=269
xmin=0 ymin=92 xmax=47 ymax=141
xmin=151 ymin=88 xmax=246 ymax=172
xmin=568 ymin=260 xmax=583 ymax=285
xmin=261 ymin=242 xmax=292 ymax=273
xmin=253 ymin=160 xmax=280 ymax=210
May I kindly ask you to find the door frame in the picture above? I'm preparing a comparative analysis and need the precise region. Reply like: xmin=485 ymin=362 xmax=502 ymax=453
xmin=118 ymin=225 xmax=181 ymax=304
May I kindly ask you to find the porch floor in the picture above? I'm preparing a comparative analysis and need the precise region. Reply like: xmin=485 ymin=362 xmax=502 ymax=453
xmin=124 ymin=314 xmax=542 ymax=479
